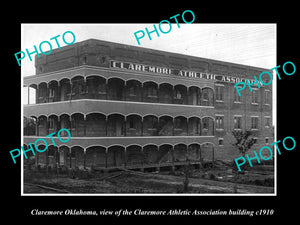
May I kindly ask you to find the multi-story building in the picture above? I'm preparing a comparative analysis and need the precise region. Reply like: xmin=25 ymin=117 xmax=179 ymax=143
xmin=23 ymin=39 xmax=273 ymax=171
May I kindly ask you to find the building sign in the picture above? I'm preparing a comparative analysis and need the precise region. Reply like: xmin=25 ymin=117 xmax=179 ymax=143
xmin=110 ymin=60 xmax=256 ymax=84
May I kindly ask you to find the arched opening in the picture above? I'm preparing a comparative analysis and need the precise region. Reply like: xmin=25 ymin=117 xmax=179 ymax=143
xmin=107 ymin=78 xmax=125 ymax=101
xmin=37 ymin=82 xmax=48 ymax=103
xmin=143 ymin=145 xmax=159 ymax=165
xmin=59 ymin=114 xmax=70 ymax=136
xmin=201 ymin=87 xmax=214 ymax=106
xmin=125 ymin=80 xmax=142 ymax=102
xmin=158 ymin=116 xmax=173 ymax=136
xmin=86 ymin=76 xmax=107 ymax=100
xmin=22 ymin=144 xmax=35 ymax=164
xmin=37 ymin=115 xmax=47 ymax=136
xmin=158 ymin=144 xmax=173 ymax=164
xmin=48 ymin=80 xmax=59 ymax=102
xmin=48 ymin=114 xmax=59 ymax=134
xmin=174 ymin=144 xmax=187 ymax=162
xmin=143 ymin=115 xmax=158 ymax=136
xmin=58 ymin=146 xmax=69 ymax=167
xmin=188 ymin=86 xmax=201 ymax=105
xmin=201 ymin=143 xmax=215 ymax=162
xmin=71 ymin=146 xmax=85 ymax=169
xmin=173 ymin=85 xmax=188 ymax=105
xmin=107 ymin=146 xmax=125 ymax=167
xmin=143 ymin=81 xmax=158 ymax=103
xmin=202 ymin=117 xmax=214 ymax=136
xmin=35 ymin=144 xmax=47 ymax=166
xmin=85 ymin=146 xmax=106 ymax=168
xmin=126 ymin=145 xmax=143 ymax=166
xmin=26 ymin=84 xmax=37 ymax=104
xmin=126 ymin=114 xmax=142 ymax=136
xmin=159 ymin=83 xmax=173 ymax=104
xmin=71 ymin=76 xmax=87 ymax=100
xmin=187 ymin=144 xmax=201 ymax=161
xmin=23 ymin=116 xmax=37 ymax=136
xmin=59 ymin=79 xmax=71 ymax=101
xmin=188 ymin=117 xmax=201 ymax=136
xmin=174 ymin=116 xmax=188 ymax=136
xmin=85 ymin=113 xmax=106 ymax=137
xmin=48 ymin=145 xmax=58 ymax=168
xmin=107 ymin=114 xmax=125 ymax=136
xmin=70 ymin=113 xmax=85 ymax=137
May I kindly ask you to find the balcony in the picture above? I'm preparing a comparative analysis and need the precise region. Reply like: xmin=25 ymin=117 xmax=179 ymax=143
xmin=24 ymin=99 xmax=214 ymax=118
xmin=23 ymin=135 xmax=215 ymax=149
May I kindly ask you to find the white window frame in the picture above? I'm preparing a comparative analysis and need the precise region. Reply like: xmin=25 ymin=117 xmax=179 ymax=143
xmin=233 ymin=115 xmax=242 ymax=130
xmin=215 ymin=84 xmax=224 ymax=102
xmin=233 ymin=85 xmax=242 ymax=103
xmin=251 ymin=88 xmax=259 ymax=105
xmin=250 ymin=116 xmax=259 ymax=130
xmin=218 ymin=138 xmax=224 ymax=146
xmin=215 ymin=114 xmax=224 ymax=131
xmin=264 ymin=116 xmax=271 ymax=128
xmin=253 ymin=137 xmax=258 ymax=145
xmin=264 ymin=89 xmax=271 ymax=105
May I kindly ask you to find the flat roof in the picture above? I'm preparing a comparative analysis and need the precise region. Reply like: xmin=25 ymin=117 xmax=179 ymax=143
xmin=35 ymin=38 xmax=271 ymax=74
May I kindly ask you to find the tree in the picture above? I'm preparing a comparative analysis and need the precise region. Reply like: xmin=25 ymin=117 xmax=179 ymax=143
xmin=231 ymin=130 xmax=256 ymax=192
xmin=232 ymin=130 xmax=256 ymax=158
xmin=231 ymin=130 xmax=256 ymax=172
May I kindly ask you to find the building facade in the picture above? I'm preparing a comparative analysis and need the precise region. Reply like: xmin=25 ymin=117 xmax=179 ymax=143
xmin=23 ymin=39 xmax=273 ymax=171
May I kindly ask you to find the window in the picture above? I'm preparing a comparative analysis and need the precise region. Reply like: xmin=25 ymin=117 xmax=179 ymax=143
xmin=265 ymin=117 xmax=271 ymax=128
xmin=251 ymin=117 xmax=259 ymax=130
xmin=252 ymin=89 xmax=259 ymax=104
xmin=234 ymin=87 xmax=242 ymax=103
xmin=265 ymin=90 xmax=271 ymax=105
xmin=265 ymin=137 xmax=269 ymax=144
xmin=218 ymin=138 xmax=224 ymax=146
xmin=215 ymin=116 xmax=224 ymax=130
xmin=253 ymin=137 xmax=258 ymax=144
xmin=175 ymin=89 xmax=182 ymax=99
xmin=215 ymin=85 xmax=224 ymax=101
xmin=234 ymin=116 xmax=242 ymax=129
xmin=203 ymin=118 xmax=209 ymax=130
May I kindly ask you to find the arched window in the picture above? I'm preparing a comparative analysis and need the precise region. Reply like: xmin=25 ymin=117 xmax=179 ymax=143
xmin=202 ymin=117 xmax=214 ymax=136
xmin=201 ymin=87 xmax=214 ymax=106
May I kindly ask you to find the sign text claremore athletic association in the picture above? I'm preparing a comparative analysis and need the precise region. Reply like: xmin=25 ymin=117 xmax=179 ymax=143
xmin=110 ymin=60 xmax=258 ymax=84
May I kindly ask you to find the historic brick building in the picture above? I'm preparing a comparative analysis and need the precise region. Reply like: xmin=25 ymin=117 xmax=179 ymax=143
xmin=23 ymin=39 xmax=273 ymax=171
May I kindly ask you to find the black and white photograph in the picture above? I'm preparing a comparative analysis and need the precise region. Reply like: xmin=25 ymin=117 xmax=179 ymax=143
xmin=3 ymin=6 xmax=298 ymax=224
xmin=21 ymin=23 xmax=276 ymax=195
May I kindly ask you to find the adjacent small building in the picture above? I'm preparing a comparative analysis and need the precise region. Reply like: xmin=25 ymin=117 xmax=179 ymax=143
xmin=23 ymin=39 xmax=273 ymax=171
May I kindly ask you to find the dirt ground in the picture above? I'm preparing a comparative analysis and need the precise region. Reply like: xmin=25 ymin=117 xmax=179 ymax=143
xmin=23 ymin=162 xmax=274 ymax=194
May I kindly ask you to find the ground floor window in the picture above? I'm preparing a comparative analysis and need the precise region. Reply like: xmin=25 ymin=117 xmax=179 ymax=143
xmin=234 ymin=116 xmax=242 ymax=129
xmin=251 ymin=117 xmax=259 ymax=130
